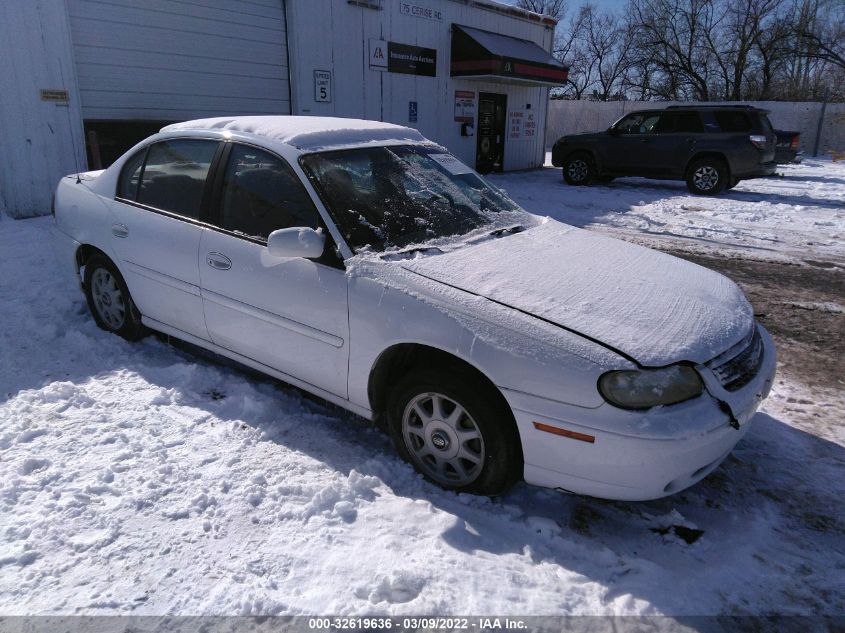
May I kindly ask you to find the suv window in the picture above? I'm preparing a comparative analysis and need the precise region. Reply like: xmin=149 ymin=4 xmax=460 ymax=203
xmin=615 ymin=112 xmax=661 ymax=134
xmin=656 ymin=112 xmax=704 ymax=133
xmin=218 ymin=144 xmax=320 ymax=241
xmin=136 ymin=139 xmax=218 ymax=219
xmin=715 ymin=111 xmax=752 ymax=132
xmin=117 ymin=149 xmax=146 ymax=200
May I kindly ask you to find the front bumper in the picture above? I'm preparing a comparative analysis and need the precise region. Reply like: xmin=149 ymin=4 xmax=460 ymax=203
xmin=503 ymin=326 xmax=777 ymax=501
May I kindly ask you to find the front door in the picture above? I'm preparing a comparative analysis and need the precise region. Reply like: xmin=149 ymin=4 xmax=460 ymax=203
xmin=198 ymin=143 xmax=350 ymax=398
xmin=476 ymin=93 xmax=507 ymax=173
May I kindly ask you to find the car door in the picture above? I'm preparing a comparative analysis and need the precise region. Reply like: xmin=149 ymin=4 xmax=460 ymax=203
xmin=602 ymin=112 xmax=661 ymax=174
xmin=110 ymin=138 xmax=220 ymax=340
xmin=650 ymin=111 xmax=704 ymax=176
xmin=198 ymin=142 xmax=350 ymax=398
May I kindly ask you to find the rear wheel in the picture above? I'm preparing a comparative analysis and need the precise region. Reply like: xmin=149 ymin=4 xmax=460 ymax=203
xmin=387 ymin=368 xmax=522 ymax=495
xmin=83 ymin=254 xmax=145 ymax=341
xmin=562 ymin=153 xmax=596 ymax=186
xmin=686 ymin=158 xmax=728 ymax=195
xmin=726 ymin=177 xmax=740 ymax=190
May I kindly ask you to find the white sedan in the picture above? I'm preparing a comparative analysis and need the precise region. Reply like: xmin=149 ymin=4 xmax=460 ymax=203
xmin=52 ymin=116 xmax=776 ymax=500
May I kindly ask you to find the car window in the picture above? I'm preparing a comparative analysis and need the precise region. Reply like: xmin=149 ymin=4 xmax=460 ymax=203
xmin=136 ymin=139 xmax=217 ymax=219
xmin=117 ymin=148 xmax=146 ymax=201
xmin=656 ymin=112 xmax=704 ymax=134
xmin=715 ymin=111 xmax=752 ymax=132
xmin=615 ymin=113 xmax=660 ymax=135
xmin=217 ymin=144 xmax=320 ymax=241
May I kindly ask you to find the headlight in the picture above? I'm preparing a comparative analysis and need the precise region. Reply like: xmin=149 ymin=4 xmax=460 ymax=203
xmin=599 ymin=365 xmax=703 ymax=409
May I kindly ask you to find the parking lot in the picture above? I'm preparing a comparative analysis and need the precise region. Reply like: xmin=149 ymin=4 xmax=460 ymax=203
xmin=1 ymin=159 xmax=843 ymax=617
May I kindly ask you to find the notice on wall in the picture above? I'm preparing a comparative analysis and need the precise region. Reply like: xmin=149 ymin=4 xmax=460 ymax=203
xmin=454 ymin=90 xmax=475 ymax=123
xmin=369 ymin=39 xmax=388 ymax=70
xmin=399 ymin=2 xmax=442 ymax=20
xmin=40 ymin=89 xmax=69 ymax=103
xmin=508 ymin=110 xmax=524 ymax=140
xmin=314 ymin=70 xmax=332 ymax=102
xmin=409 ymin=101 xmax=418 ymax=123
xmin=523 ymin=110 xmax=537 ymax=138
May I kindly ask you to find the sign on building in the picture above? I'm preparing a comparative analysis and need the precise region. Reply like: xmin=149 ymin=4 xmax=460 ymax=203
xmin=399 ymin=2 xmax=442 ymax=20
xmin=508 ymin=110 xmax=524 ymax=139
xmin=409 ymin=101 xmax=418 ymax=123
xmin=369 ymin=39 xmax=388 ymax=71
xmin=314 ymin=70 xmax=332 ymax=102
xmin=524 ymin=110 xmax=536 ymax=138
xmin=40 ymin=89 xmax=69 ymax=103
xmin=454 ymin=90 xmax=475 ymax=122
xmin=387 ymin=42 xmax=436 ymax=77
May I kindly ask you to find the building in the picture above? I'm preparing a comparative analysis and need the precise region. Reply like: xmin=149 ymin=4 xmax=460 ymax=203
xmin=0 ymin=0 xmax=566 ymax=218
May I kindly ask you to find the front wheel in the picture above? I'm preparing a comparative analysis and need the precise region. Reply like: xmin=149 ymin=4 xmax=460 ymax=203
xmin=562 ymin=153 xmax=596 ymax=186
xmin=83 ymin=254 xmax=146 ymax=341
xmin=387 ymin=368 xmax=522 ymax=495
xmin=686 ymin=158 xmax=728 ymax=195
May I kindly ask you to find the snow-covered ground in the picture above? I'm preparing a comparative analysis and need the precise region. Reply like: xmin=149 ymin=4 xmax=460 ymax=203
xmin=492 ymin=157 xmax=845 ymax=266
xmin=1 ymin=160 xmax=844 ymax=617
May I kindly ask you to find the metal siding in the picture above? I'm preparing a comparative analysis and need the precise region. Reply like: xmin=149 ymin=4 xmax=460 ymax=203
xmin=0 ymin=0 xmax=87 ymax=218
xmin=286 ymin=0 xmax=552 ymax=170
xmin=67 ymin=0 xmax=291 ymax=120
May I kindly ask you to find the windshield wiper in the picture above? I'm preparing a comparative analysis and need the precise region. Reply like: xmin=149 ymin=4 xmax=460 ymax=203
xmin=381 ymin=246 xmax=444 ymax=261
xmin=488 ymin=224 xmax=524 ymax=238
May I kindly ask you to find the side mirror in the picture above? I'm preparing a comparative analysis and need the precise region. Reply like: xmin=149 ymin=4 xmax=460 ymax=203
xmin=266 ymin=227 xmax=325 ymax=259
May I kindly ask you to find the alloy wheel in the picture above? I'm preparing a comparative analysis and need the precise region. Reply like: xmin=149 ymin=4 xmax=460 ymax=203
xmin=693 ymin=165 xmax=720 ymax=191
xmin=567 ymin=159 xmax=589 ymax=182
xmin=402 ymin=392 xmax=485 ymax=487
xmin=91 ymin=268 xmax=126 ymax=330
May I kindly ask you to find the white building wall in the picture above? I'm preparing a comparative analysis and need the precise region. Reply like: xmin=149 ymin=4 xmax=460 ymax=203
xmin=286 ymin=0 xmax=553 ymax=171
xmin=67 ymin=0 xmax=291 ymax=120
xmin=0 ymin=0 xmax=86 ymax=218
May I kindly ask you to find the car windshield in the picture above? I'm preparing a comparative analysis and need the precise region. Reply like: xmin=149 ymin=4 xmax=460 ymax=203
xmin=300 ymin=145 xmax=527 ymax=253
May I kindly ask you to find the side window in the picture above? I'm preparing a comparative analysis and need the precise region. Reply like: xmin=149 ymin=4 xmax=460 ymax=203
xmin=615 ymin=113 xmax=660 ymax=135
xmin=137 ymin=139 xmax=218 ymax=219
xmin=715 ymin=112 xmax=752 ymax=132
xmin=117 ymin=148 xmax=146 ymax=201
xmin=656 ymin=112 xmax=704 ymax=134
xmin=218 ymin=144 xmax=320 ymax=241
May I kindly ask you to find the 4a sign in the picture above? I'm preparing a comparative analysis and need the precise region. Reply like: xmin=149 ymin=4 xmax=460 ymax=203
xmin=314 ymin=70 xmax=332 ymax=102
xmin=369 ymin=39 xmax=388 ymax=71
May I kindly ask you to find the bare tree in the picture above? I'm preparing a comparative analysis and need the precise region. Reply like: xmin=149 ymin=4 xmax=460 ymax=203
xmin=515 ymin=0 xmax=567 ymax=22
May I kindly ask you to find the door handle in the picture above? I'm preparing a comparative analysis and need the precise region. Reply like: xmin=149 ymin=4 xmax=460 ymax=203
xmin=111 ymin=223 xmax=129 ymax=238
xmin=206 ymin=252 xmax=232 ymax=270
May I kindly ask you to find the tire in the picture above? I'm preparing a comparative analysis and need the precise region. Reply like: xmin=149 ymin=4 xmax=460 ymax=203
xmin=83 ymin=254 xmax=146 ymax=341
xmin=726 ymin=177 xmax=740 ymax=190
xmin=562 ymin=153 xmax=596 ymax=186
xmin=386 ymin=368 xmax=522 ymax=495
xmin=686 ymin=158 xmax=728 ymax=195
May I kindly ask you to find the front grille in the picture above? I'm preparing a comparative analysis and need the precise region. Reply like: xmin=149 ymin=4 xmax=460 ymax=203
xmin=708 ymin=327 xmax=764 ymax=392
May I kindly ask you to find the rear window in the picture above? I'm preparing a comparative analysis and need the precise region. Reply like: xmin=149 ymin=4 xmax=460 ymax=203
xmin=136 ymin=140 xmax=218 ymax=219
xmin=715 ymin=111 xmax=752 ymax=132
xmin=656 ymin=112 xmax=704 ymax=133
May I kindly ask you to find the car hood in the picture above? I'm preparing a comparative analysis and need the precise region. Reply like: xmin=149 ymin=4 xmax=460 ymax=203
xmin=401 ymin=221 xmax=754 ymax=366
xmin=558 ymin=131 xmax=607 ymax=143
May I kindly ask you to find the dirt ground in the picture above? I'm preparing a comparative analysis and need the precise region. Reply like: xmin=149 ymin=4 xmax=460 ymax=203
xmin=663 ymin=250 xmax=845 ymax=394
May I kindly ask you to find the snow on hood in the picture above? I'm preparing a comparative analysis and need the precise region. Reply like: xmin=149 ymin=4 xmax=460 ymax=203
xmin=162 ymin=116 xmax=427 ymax=151
xmin=400 ymin=221 xmax=754 ymax=366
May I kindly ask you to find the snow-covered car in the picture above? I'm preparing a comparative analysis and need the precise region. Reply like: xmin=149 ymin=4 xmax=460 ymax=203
xmin=51 ymin=116 xmax=776 ymax=501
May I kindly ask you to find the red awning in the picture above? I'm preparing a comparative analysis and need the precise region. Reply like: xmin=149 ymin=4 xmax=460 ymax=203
xmin=450 ymin=25 xmax=568 ymax=86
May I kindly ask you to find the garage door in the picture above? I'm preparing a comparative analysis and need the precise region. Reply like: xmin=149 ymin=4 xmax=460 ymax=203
xmin=67 ymin=0 xmax=290 ymax=121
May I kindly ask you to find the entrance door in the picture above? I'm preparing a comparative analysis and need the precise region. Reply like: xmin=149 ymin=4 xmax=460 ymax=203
xmin=476 ymin=93 xmax=507 ymax=173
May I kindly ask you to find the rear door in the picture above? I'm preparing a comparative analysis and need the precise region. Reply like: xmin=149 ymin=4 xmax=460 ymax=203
xmin=198 ymin=142 xmax=350 ymax=398
xmin=650 ymin=111 xmax=705 ymax=176
xmin=109 ymin=138 xmax=220 ymax=340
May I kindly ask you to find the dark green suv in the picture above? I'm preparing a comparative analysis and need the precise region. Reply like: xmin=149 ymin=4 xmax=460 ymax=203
xmin=550 ymin=105 xmax=777 ymax=195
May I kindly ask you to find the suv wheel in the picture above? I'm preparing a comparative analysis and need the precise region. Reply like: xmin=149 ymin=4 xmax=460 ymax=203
xmin=686 ymin=158 xmax=728 ymax=195
xmin=84 ymin=254 xmax=146 ymax=341
xmin=563 ymin=153 xmax=596 ymax=186
xmin=386 ymin=368 xmax=522 ymax=495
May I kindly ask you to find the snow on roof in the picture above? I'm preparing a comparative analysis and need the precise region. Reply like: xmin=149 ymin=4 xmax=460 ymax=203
xmin=161 ymin=116 xmax=428 ymax=151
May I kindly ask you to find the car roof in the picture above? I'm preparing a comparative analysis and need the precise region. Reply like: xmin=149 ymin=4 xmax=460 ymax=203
xmin=161 ymin=115 xmax=428 ymax=152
